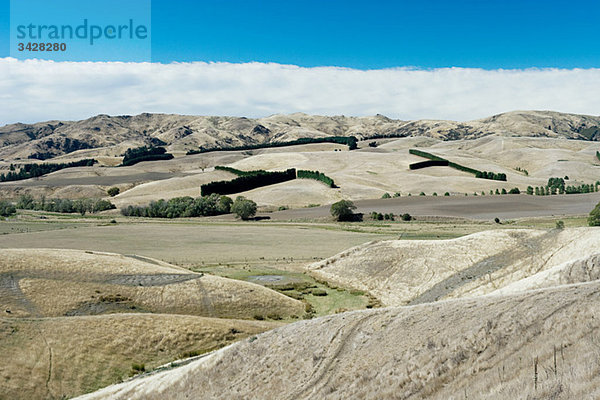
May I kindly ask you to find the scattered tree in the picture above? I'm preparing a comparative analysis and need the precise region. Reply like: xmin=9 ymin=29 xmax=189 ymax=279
xmin=330 ymin=200 xmax=356 ymax=222
xmin=231 ymin=196 xmax=257 ymax=220
xmin=0 ymin=200 xmax=16 ymax=217
xmin=107 ymin=187 xmax=120 ymax=197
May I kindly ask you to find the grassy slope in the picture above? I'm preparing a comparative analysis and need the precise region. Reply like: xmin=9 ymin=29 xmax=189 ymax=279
xmin=0 ymin=314 xmax=280 ymax=400
xmin=77 ymin=280 xmax=600 ymax=400
xmin=308 ymin=228 xmax=600 ymax=306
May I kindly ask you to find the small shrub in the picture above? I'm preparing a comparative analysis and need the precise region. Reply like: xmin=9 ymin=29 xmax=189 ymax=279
xmin=401 ymin=213 xmax=412 ymax=221
xmin=419 ymin=192 xmax=426 ymax=196
xmin=556 ymin=220 xmax=565 ymax=229
xmin=381 ymin=192 xmax=391 ymax=199
xmin=494 ymin=217 xmax=500 ymax=224
xmin=444 ymin=192 xmax=450 ymax=196
xmin=0 ymin=200 xmax=16 ymax=217
xmin=131 ymin=363 xmax=145 ymax=372
xmin=107 ymin=187 xmax=120 ymax=197
xmin=589 ymin=202 xmax=600 ymax=226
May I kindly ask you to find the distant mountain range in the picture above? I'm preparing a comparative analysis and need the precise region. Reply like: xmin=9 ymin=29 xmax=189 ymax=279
xmin=1 ymin=110 xmax=599 ymax=161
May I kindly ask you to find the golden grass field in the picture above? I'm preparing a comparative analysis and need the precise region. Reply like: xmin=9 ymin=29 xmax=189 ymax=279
xmin=2 ymin=136 xmax=599 ymax=210
xmin=0 ymin=248 xmax=302 ymax=399
xmin=1 ymin=128 xmax=600 ymax=399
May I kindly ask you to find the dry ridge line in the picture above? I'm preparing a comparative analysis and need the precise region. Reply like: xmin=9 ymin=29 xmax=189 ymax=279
xmin=308 ymin=228 xmax=600 ymax=307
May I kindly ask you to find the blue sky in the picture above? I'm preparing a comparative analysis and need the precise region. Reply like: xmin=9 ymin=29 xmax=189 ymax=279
xmin=1 ymin=0 xmax=599 ymax=68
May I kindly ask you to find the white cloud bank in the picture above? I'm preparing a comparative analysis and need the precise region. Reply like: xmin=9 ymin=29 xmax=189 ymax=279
xmin=1 ymin=57 xmax=599 ymax=125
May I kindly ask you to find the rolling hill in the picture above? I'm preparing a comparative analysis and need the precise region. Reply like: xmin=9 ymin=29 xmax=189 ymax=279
xmin=307 ymin=228 xmax=600 ymax=306
xmin=1 ymin=110 xmax=599 ymax=161
xmin=76 ymin=278 xmax=600 ymax=400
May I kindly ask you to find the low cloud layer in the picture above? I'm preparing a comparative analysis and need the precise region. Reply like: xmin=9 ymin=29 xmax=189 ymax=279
xmin=1 ymin=58 xmax=599 ymax=125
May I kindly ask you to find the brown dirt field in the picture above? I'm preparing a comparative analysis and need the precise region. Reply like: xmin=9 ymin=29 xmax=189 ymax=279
xmin=270 ymin=192 xmax=600 ymax=221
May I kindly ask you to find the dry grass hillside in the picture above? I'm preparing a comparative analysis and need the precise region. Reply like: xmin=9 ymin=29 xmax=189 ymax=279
xmin=2 ymin=133 xmax=599 ymax=209
xmin=307 ymin=228 xmax=600 ymax=306
xmin=0 ymin=248 xmax=305 ymax=320
xmin=77 ymin=280 xmax=600 ymax=400
xmin=110 ymin=136 xmax=600 ymax=208
xmin=0 ymin=248 xmax=304 ymax=400
xmin=1 ymin=110 xmax=598 ymax=161
xmin=0 ymin=313 xmax=280 ymax=400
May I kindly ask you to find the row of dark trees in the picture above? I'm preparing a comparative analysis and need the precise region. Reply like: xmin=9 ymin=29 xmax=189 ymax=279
xmin=409 ymin=149 xmax=507 ymax=181
xmin=526 ymin=178 xmax=600 ymax=195
xmin=201 ymin=168 xmax=297 ymax=196
xmin=187 ymin=136 xmax=358 ymax=155
xmin=121 ymin=146 xmax=174 ymax=166
xmin=408 ymin=160 xmax=449 ymax=170
xmin=475 ymin=171 xmax=507 ymax=181
xmin=0 ymin=159 xmax=96 ymax=182
xmin=297 ymin=170 xmax=336 ymax=187
xmin=120 ymin=194 xmax=233 ymax=218
xmin=16 ymin=194 xmax=115 ymax=215
xmin=531 ymin=184 xmax=598 ymax=196
xmin=216 ymin=166 xmax=336 ymax=188
xmin=368 ymin=211 xmax=413 ymax=221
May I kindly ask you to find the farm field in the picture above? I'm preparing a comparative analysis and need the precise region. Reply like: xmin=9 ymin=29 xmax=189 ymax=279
xmin=2 ymin=111 xmax=600 ymax=399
